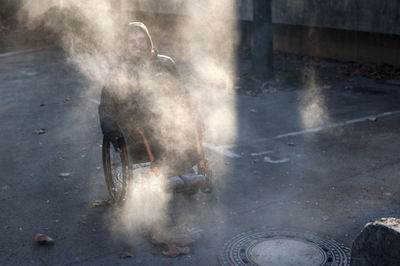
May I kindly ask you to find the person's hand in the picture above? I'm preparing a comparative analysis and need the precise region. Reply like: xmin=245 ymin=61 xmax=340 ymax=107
xmin=106 ymin=131 xmax=123 ymax=152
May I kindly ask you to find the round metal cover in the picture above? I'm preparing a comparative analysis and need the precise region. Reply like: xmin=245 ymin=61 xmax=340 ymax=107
xmin=219 ymin=229 xmax=351 ymax=266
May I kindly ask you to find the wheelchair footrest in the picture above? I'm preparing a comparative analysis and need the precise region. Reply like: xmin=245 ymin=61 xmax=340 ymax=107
xmin=165 ymin=173 xmax=206 ymax=193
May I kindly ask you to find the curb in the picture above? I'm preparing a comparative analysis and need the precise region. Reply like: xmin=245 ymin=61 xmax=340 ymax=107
xmin=0 ymin=45 xmax=57 ymax=58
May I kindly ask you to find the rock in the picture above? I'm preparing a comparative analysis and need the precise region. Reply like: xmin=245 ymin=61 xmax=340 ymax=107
xmin=351 ymin=218 xmax=400 ymax=266
xmin=34 ymin=233 xmax=54 ymax=245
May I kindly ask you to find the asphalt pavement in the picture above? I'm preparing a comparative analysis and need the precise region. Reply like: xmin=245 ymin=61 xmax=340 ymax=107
xmin=1 ymin=47 xmax=400 ymax=265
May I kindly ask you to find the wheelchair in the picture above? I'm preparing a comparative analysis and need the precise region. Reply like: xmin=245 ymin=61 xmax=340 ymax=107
xmin=102 ymin=124 xmax=213 ymax=203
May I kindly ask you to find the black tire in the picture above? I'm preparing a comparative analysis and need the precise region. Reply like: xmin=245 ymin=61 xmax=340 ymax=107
xmin=102 ymin=135 xmax=131 ymax=203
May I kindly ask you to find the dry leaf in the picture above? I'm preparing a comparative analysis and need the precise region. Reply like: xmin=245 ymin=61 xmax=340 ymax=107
xmin=152 ymin=235 xmax=194 ymax=248
xmin=92 ymin=199 xmax=112 ymax=207
xmin=34 ymin=129 xmax=46 ymax=135
xmin=63 ymin=98 xmax=70 ymax=103
xmin=34 ymin=233 xmax=54 ymax=245
xmin=249 ymin=109 xmax=258 ymax=113
xmin=162 ymin=244 xmax=190 ymax=258
xmin=120 ymin=251 xmax=133 ymax=259
xmin=151 ymin=235 xmax=168 ymax=246
xmin=171 ymin=237 xmax=194 ymax=247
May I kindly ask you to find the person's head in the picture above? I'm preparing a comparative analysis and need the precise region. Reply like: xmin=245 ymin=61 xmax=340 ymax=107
xmin=125 ymin=22 xmax=154 ymax=61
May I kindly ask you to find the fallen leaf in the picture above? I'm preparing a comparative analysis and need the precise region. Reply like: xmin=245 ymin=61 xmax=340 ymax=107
xmin=63 ymin=98 xmax=70 ymax=103
xmin=368 ymin=116 xmax=377 ymax=122
xmin=34 ymin=129 xmax=46 ymax=135
xmin=120 ymin=251 xmax=133 ymax=259
xmin=171 ymin=237 xmax=194 ymax=247
xmin=249 ymin=109 xmax=258 ymax=113
xmin=162 ymin=244 xmax=190 ymax=258
xmin=151 ymin=235 xmax=168 ymax=246
xmin=58 ymin=172 xmax=70 ymax=178
xmin=152 ymin=234 xmax=194 ymax=249
xmin=34 ymin=233 xmax=54 ymax=245
xmin=92 ymin=199 xmax=112 ymax=207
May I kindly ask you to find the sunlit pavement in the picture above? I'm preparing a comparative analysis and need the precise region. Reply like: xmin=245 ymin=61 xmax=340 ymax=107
xmin=1 ymin=47 xmax=400 ymax=265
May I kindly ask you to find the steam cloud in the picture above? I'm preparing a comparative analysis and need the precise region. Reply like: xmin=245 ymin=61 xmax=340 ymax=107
xmin=299 ymin=67 xmax=330 ymax=130
xmin=19 ymin=0 xmax=239 ymax=237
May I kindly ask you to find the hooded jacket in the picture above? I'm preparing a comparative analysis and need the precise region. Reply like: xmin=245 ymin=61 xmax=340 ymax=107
xmin=98 ymin=22 xmax=203 ymax=169
xmin=98 ymin=22 xmax=181 ymax=137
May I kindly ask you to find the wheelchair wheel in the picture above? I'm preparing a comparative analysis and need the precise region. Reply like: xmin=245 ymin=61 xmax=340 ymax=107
xmin=102 ymin=136 xmax=131 ymax=203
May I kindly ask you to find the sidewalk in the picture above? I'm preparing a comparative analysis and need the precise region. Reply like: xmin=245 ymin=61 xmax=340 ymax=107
xmin=0 ymin=47 xmax=399 ymax=265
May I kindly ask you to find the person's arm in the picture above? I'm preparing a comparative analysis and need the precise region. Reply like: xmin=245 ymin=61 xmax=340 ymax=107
xmin=157 ymin=54 xmax=189 ymax=95
xmin=159 ymin=55 xmax=205 ymax=137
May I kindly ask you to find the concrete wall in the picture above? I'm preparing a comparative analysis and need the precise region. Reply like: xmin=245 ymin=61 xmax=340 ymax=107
xmin=127 ymin=1 xmax=400 ymax=65
xmin=274 ymin=24 xmax=400 ymax=65
xmin=127 ymin=0 xmax=400 ymax=36
xmin=239 ymin=0 xmax=400 ymax=36
xmin=273 ymin=0 xmax=400 ymax=36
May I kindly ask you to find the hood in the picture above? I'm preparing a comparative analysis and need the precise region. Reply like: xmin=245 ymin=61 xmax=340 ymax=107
xmin=126 ymin=21 xmax=154 ymax=57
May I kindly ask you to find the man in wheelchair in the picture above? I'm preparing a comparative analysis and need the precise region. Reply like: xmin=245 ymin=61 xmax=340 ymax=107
xmin=98 ymin=22 xmax=212 ymax=200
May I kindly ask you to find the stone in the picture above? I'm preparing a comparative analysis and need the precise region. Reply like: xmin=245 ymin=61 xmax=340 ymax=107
xmin=351 ymin=218 xmax=400 ymax=266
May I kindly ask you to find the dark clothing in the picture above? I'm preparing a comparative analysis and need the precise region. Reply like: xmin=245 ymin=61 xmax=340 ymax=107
xmin=98 ymin=54 xmax=201 ymax=173
xmin=99 ymin=54 xmax=180 ymax=136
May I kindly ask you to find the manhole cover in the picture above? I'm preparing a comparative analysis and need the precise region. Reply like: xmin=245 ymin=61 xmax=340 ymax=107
xmin=219 ymin=229 xmax=351 ymax=266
